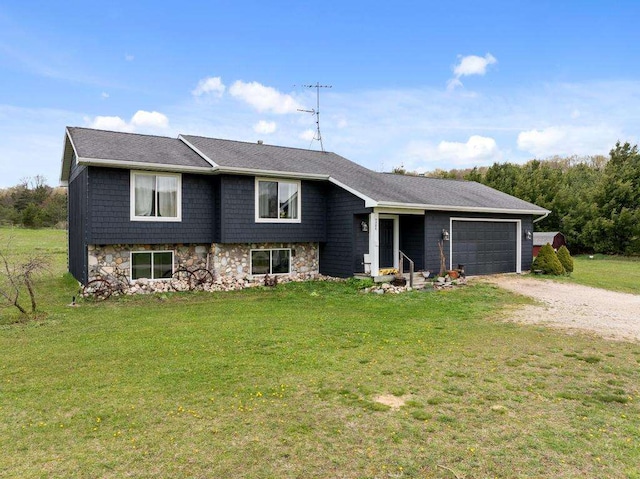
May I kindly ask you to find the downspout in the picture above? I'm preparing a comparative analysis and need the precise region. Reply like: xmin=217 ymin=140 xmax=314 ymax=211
xmin=533 ymin=211 xmax=550 ymax=224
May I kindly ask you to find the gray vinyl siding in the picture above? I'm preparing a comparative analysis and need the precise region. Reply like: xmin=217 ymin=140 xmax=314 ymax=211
xmin=218 ymin=175 xmax=326 ymax=243
xmin=87 ymin=167 xmax=214 ymax=244
xmin=400 ymin=215 xmax=425 ymax=271
xmin=320 ymin=185 xmax=369 ymax=277
xmin=425 ymin=211 xmax=534 ymax=274
xmin=68 ymin=163 xmax=88 ymax=283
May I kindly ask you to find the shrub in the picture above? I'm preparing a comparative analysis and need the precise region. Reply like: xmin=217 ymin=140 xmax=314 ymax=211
xmin=556 ymin=245 xmax=574 ymax=274
xmin=532 ymin=243 xmax=565 ymax=275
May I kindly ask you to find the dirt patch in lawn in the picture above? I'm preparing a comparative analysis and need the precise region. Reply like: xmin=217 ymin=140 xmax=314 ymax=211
xmin=485 ymin=275 xmax=640 ymax=343
xmin=374 ymin=394 xmax=409 ymax=410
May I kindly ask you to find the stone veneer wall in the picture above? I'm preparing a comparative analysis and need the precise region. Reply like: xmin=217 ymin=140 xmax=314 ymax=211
xmin=87 ymin=243 xmax=210 ymax=279
xmin=211 ymin=242 xmax=319 ymax=281
xmin=86 ymin=242 xmax=320 ymax=293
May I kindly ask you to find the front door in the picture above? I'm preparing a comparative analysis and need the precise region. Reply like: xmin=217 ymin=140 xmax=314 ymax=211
xmin=379 ymin=218 xmax=394 ymax=268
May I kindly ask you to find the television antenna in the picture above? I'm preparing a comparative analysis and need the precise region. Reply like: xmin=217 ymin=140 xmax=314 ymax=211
xmin=297 ymin=82 xmax=332 ymax=152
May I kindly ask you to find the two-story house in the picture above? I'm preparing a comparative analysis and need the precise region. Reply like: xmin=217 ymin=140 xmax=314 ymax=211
xmin=60 ymin=127 xmax=549 ymax=286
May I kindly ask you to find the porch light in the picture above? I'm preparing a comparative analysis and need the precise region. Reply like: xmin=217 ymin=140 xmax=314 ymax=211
xmin=525 ymin=230 xmax=532 ymax=240
xmin=442 ymin=229 xmax=450 ymax=241
xmin=360 ymin=220 xmax=369 ymax=232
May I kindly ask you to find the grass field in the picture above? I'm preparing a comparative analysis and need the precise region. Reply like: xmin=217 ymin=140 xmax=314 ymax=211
xmin=1 ymin=227 xmax=639 ymax=478
xmin=563 ymin=255 xmax=640 ymax=295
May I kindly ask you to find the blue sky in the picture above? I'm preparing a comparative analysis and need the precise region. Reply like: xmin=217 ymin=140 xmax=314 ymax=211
xmin=2 ymin=1 xmax=640 ymax=187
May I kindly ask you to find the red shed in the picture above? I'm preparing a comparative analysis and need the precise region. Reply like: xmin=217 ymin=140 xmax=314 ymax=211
xmin=533 ymin=231 xmax=566 ymax=257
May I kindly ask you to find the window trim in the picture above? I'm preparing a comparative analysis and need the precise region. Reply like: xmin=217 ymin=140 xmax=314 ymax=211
xmin=130 ymin=250 xmax=175 ymax=281
xmin=250 ymin=248 xmax=292 ymax=276
xmin=254 ymin=177 xmax=301 ymax=223
xmin=130 ymin=171 xmax=182 ymax=222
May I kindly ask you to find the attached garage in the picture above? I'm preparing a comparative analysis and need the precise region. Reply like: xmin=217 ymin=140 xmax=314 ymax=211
xmin=450 ymin=219 xmax=520 ymax=275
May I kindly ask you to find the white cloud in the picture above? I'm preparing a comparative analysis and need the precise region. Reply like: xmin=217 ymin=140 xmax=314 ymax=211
xmin=229 ymin=80 xmax=302 ymax=114
xmin=448 ymin=53 xmax=497 ymax=90
xmin=125 ymin=54 xmax=134 ymax=61
xmin=400 ymin=135 xmax=502 ymax=170
xmin=517 ymin=127 xmax=566 ymax=155
xmin=130 ymin=110 xmax=169 ymax=129
xmin=101 ymin=92 xmax=109 ymax=99
xmin=516 ymin=125 xmax=619 ymax=157
xmin=88 ymin=115 xmax=133 ymax=132
xmin=299 ymin=129 xmax=316 ymax=141
xmin=253 ymin=120 xmax=276 ymax=134
xmin=86 ymin=110 xmax=169 ymax=133
xmin=437 ymin=135 xmax=500 ymax=162
xmin=192 ymin=76 xmax=226 ymax=97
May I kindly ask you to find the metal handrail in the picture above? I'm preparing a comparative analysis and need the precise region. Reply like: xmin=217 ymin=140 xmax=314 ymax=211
xmin=399 ymin=250 xmax=414 ymax=288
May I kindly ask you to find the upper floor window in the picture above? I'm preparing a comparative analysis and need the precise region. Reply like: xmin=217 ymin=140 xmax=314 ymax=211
xmin=131 ymin=171 xmax=181 ymax=221
xmin=255 ymin=178 xmax=301 ymax=223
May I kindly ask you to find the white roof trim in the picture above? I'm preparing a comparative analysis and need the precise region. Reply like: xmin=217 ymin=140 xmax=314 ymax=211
xmin=376 ymin=200 xmax=550 ymax=215
xmin=215 ymin=165 xmax=329 ymax=180
xmin=178 ymin=135 xmax=219 ymax=167
xmin=76 ymin=157 xmax=214 ymax=174
xmin=328 ymin=177 xmax=377 ymax=207
xmin=59 ymin=127 xmax=78 ymax=184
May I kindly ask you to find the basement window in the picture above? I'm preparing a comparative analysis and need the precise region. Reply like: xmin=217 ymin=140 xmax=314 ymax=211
xmin=250 ymin=249 xmax=291 ymax=275
xmin=131 ymin=251 xmax=174 ymax=280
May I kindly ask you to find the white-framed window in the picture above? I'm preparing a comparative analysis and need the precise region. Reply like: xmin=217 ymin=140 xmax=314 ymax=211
xmin=250 ymin=249 xmax=291 ymax=275
xmin=130 ymin=171 xmax=182 ymax=221
xmin=255 ymin=178 xmax=301 ymax=223
xmin=130 ymin=251 xmax=174 ymax=280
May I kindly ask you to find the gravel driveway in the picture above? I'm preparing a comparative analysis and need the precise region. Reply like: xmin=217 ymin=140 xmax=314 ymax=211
xmin=486 ymin=275 xmax=640 ymax=343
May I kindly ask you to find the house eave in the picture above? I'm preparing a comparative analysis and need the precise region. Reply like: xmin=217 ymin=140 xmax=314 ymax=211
xmin=59 ymin=127 xmax=77 ymax=185
xmin=375 ymin=201 xmax=550 ymax=216
xmin=178 ymin=135 xmax=219 ymax=167
xmin=213 ymin=166 xmax=329 ymax=181
xmin=76 ymin=157 xmax=215 ymax=174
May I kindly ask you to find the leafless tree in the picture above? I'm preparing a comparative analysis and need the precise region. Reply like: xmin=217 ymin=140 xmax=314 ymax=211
xmin=0 ymin=243 xmax=49 ymax=316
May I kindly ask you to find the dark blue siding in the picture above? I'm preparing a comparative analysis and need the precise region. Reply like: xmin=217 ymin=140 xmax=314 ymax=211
xmin=425 ymin=211 xmax=534 ymax=274
xmin=68 ymin=163 xmax=88 ymax=283
xmin=353 ymin=214 xmax=369 ymax=273
xmin=219 ymin=175 xmax=326 ymax=243
xmin=320 ymin=185 xmax=369 ymax=277
xmin=400 ymin=215 xmax=425 ymax=271
xmin=88 ymin=167 xmax=214 ymax=244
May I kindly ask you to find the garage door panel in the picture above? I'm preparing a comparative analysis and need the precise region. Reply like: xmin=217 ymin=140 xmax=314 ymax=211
xmin=452 ymin=221 xmax=517 ymax=275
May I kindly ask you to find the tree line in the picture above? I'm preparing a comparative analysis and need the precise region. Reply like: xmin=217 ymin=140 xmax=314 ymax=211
xmin=0 ymin=176 xmax=67 ymax=229
xmin=408 ymin=141 xmax=639 ymax=255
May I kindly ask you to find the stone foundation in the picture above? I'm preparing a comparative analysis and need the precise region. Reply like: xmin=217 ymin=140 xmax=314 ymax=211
xmin=211 ymin=242 xmax=319 ymax=280
xmin=86 ymin=242 xmax=320 ymax=295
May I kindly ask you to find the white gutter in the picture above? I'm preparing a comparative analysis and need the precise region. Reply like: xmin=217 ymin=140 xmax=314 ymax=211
xmin=533 ymin=211 xmax=551 ymax=223
xmin=215 ymin=166 xmax=328 ymax=180
xmin=376 ymin=201 xmax=550 ymax=216
xmin=77 ymin=157 xmax=214 ymax=174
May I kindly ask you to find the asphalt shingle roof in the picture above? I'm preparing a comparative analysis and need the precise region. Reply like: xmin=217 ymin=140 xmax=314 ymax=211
xmin=64 ymin=127 xmax=548 ymax=213
xmin=68 ymin=127 xmax=211 ymax=168
xmin=181 ymin=134 xmax=547 ymax=213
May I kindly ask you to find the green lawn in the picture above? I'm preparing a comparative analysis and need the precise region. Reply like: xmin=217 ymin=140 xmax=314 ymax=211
xmin=571 ymin=255 xmax=640 ymax=294
xmin=540 ymin=254 xmax=640 ymax=295
xmin=1 ymin=228 xmax=639 ymax=478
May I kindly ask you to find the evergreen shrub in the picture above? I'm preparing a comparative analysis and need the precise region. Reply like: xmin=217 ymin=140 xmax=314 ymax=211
xmin=556 ymin=245 xmax=574 ymax=274
xmin=532 ymin=243 xmax=565 ymax=275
